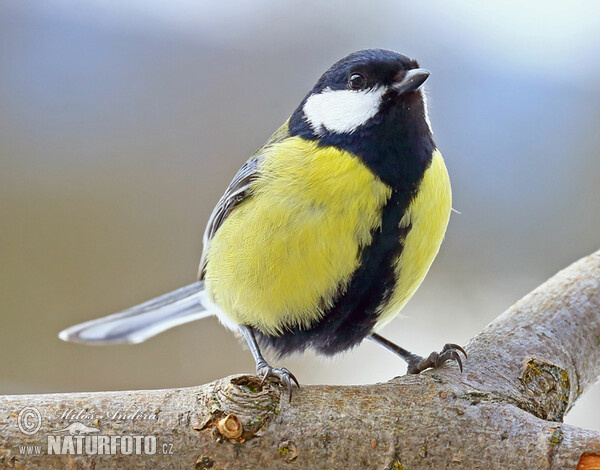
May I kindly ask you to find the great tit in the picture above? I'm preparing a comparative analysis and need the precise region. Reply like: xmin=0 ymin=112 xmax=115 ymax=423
xmin=59 ymin=49 xmax=466 ymax=399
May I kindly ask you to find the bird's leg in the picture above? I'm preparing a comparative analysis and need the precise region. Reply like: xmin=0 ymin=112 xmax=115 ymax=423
xmin=239 ymin=325 xmax=299 ymax=401
xmin=368 ymin=332 xmax=467 ymax=374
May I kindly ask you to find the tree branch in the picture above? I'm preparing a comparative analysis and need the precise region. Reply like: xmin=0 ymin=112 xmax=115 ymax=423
xmin=1 ymin=251 xmax=600 ymax=469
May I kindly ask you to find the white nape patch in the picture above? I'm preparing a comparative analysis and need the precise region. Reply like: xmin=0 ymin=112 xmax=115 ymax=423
xmin=420 ymin=88 xmax=433 ymax=134
xmin=303 ymin=86 xmax=384 ymax=135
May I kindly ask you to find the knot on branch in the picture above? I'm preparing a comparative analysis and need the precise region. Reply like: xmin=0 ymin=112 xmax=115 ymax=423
xmin=194 ymin=375 xmax=281 ymax=443
xmin=519 ymin=358 xmax=571 ymax=421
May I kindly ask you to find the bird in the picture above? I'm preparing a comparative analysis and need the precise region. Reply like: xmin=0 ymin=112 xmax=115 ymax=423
xmin=59 ymin=49 xmax=466 ymax=400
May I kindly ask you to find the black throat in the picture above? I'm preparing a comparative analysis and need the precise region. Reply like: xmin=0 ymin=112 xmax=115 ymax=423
xmin=289 ymin=91 xmax=434 ymax=188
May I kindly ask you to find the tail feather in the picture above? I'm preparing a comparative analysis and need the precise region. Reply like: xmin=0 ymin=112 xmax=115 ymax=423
xmin=58 ymin=281 xmax=211 ymax=345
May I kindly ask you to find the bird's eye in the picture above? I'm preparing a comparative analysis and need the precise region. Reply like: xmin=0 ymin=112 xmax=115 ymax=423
xmin=348 ymin=73 xmax=367 ymax=90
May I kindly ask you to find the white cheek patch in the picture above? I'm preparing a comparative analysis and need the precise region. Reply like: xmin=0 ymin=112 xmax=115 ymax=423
xmin=303 ymin=87 xmax=384 ymax=135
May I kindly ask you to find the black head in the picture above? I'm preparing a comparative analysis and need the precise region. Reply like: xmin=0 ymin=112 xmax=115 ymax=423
xmin=289 ymin=49 xmax=431 ymax=139
xmin=311 ymin=49 xmax=425 ymax=95
xmin=289 ymin=49 xmax=435 ymax=186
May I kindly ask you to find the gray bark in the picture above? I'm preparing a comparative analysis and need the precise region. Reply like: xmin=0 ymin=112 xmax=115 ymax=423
xmin=1 ymin=250 xmax=600 ymax=469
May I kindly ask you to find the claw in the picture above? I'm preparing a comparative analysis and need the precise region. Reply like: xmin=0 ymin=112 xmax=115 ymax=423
xmin=407 ymin=343 xmax=467 ymax=374
xmin=444 ymin=349 xmax=463 ymax=373
xmin=290 ymin=372 xmax=300 ymax=388
xmin=282 ymin=376 xmax=292 ymax=400
xmin=442 ymin=343 xmax=468 ymax=359
xmin=259 ymin=368 xmax=270 ymax=387
xmin=282 ymin=367 xmax=300 ymax=388
xmin=257 ymin=365 xmax=300 ymax=402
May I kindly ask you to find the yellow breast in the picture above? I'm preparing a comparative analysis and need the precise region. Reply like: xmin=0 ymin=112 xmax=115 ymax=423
xmin=204 ymin=137 xmax=392 ymax=335
xmin=375 ymin=149 xmax=452 ymax=328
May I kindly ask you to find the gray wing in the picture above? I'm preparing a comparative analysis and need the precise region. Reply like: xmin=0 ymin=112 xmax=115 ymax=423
xmin=198 ymin=157 xmax=259 ymax=279
xmin=198 ymin=121 xmax=291 ymax=279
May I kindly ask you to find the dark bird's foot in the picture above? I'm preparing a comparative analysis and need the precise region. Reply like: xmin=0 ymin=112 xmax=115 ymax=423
xmin=256 ymin=363 xmax=300 ymax=401
xmin=406 ymin=343 xmax=467 ymax=374
xmin=369 ymin=333 xmax=467 ymax=374
xmin=239 ymin=325 xmax=300 ymax=402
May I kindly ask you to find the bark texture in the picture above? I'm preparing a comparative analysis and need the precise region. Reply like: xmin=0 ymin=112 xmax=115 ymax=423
xmin=1 ymin=250 xmax=600 ymax=469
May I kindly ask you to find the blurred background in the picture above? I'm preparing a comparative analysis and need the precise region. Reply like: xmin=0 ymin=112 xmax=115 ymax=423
xmin=1 ymin=0 xmax=599 ymax=431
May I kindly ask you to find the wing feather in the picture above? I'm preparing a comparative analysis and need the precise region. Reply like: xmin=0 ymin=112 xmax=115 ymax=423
xmin=198 ymin=121 xmax=291 ymax=279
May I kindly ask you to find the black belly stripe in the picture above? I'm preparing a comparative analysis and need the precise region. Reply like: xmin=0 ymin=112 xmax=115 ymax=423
xmin=255 ymin=187 xmax=416 ymax=356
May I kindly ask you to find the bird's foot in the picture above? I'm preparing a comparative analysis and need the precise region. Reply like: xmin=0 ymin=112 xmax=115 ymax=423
xmin=407 ymin=343 xmax=467 ymax=374
xmin=256 ymin=361 xmax=300 ymax=402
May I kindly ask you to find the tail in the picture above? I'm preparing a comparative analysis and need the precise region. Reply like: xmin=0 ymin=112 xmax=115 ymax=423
xmin=58 ymin=281 xmax=211 ymax=345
